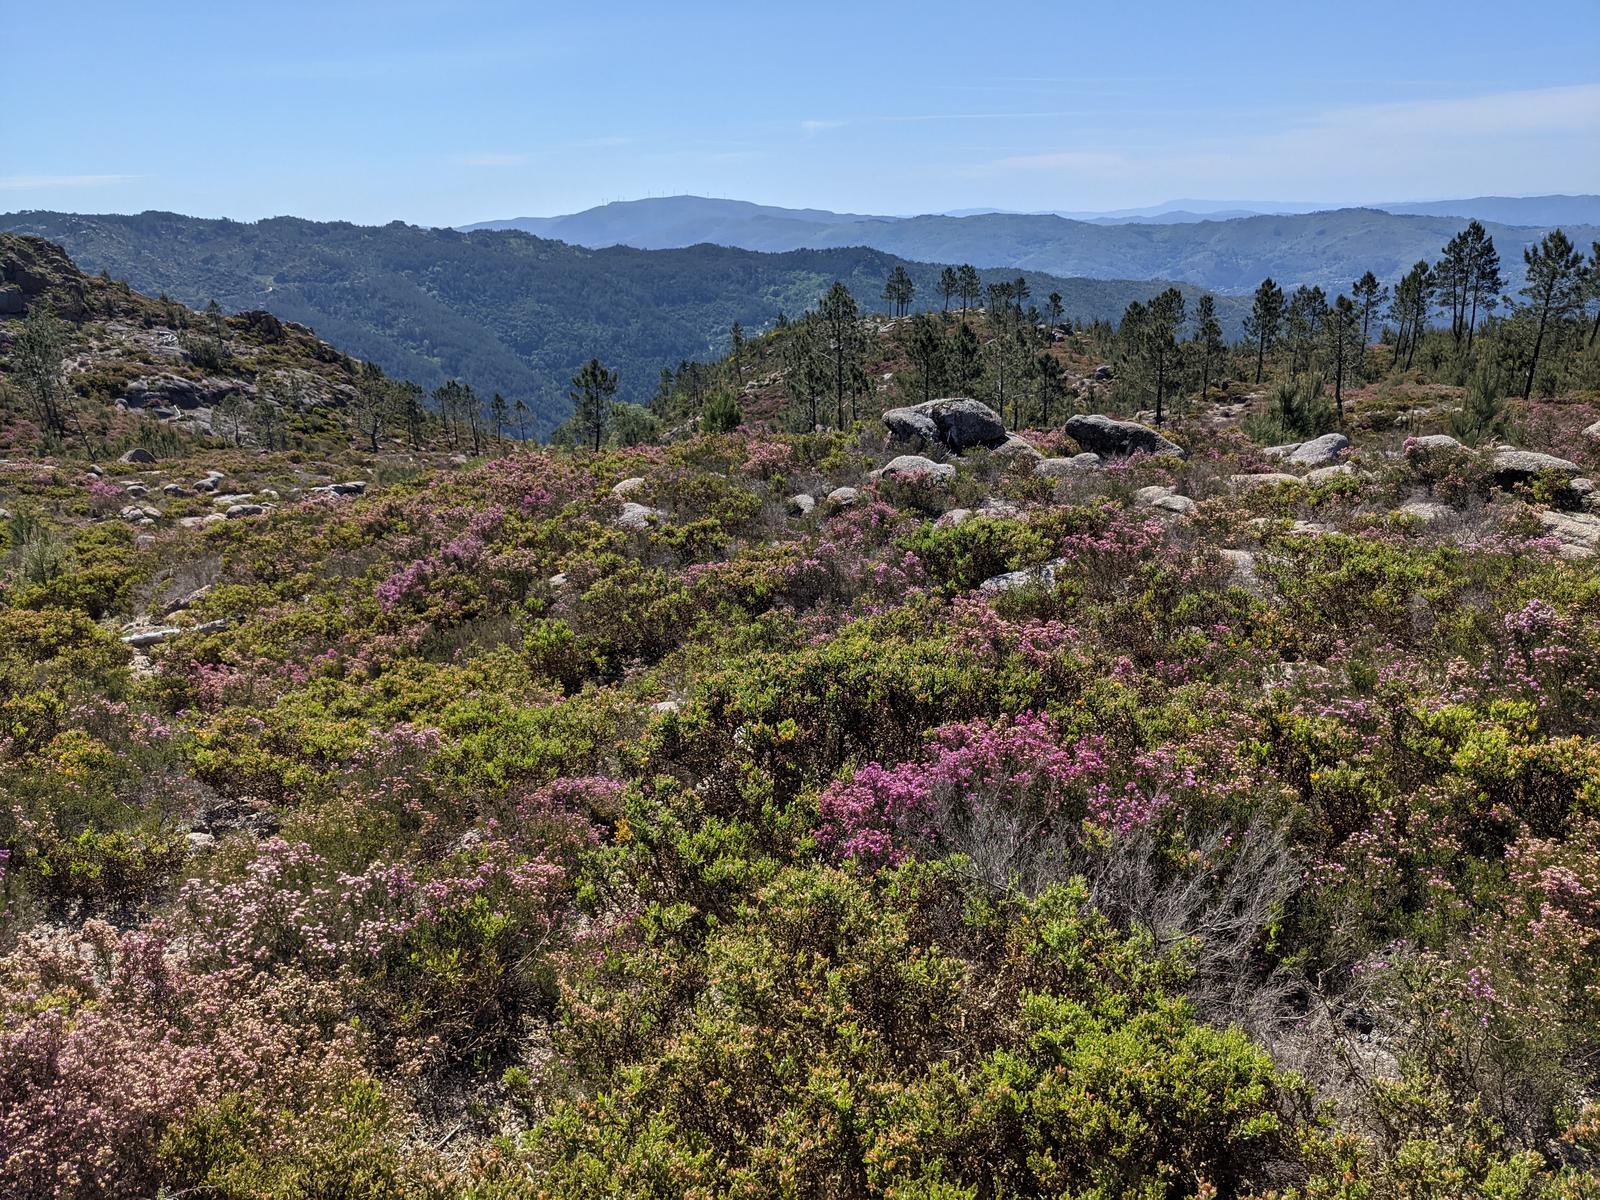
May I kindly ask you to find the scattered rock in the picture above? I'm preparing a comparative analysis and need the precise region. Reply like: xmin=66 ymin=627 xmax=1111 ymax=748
xmin=119 ymin=447 xmax=156 ymax=464
xmin=1134 ymin=485 xmax=1175 ymax=506
xmin=1286 ymin=433 xmax=1349 ymax=467
xmin=1410 ymin=434 xmax=1466 ymax=454
xmin=1585 ymin=420 xmax=1600 ymax=444
xmin=651 ymin=700 xmax=683 ymax=716
xmin=934 ymin=508 xmax=971 ymax=529
xmin=991 ymin=435 xmax=1041 ymax=462
xmin=980 ymin=558 xmax=1067 ymax=594
xmin=1306 ymin=463 xmax=1357 ymax=483
xmin=787 ymin=493 xmax=817 ymax=516
xmin=177 ymin=514 xmax=225 ymax=529
xmin=881 ymin=398 xmax=1007 ymax=452
xmin=1230 ymin=472 xmax=1302 ymax=489
xmin=224 ymin=503 xmax=266 ymax=519
xmin=615 ymin=501 xmax=665 ymax=531
xmin=123 ymin=483 xmax=148 ymax=499
xmin=1065 ymin=414 xmax=1184 ymax=459
xmin=825 ymin=486 xmax=860 ymax=508
xmin=1219 ymin=549 xmax=1258 ymax=589
xmin=1151 ymin=494 xmax=1197 ymax=516
xmin=547 ymin=573 xmax=568 ymax=588
xmin=157 ymin=584 xmax=212 ymax=618
xmin=121 ymin=627 xmax=181 ymax=647
xmin=186 ymin=832 xmax=218 ymax=853
xmin=1395 ymin=499 xmax=1455 ymax=524
xmin=162 ymin=483 xmax=190 ymax=497
xmin=1034 ymin=453 xmax=1102 ymax=478
xmin=873 ymin=454 xmax=956 ymax=483
xmin=1262 ymin=442 xmax=1301 ymax=459
xmin=611 ymin=476 xmax=647 ymax=499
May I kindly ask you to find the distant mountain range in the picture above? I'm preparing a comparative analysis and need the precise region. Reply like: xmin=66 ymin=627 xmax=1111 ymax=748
xmin=463 ymin=195 xmax=1600 ymax=294
xmin=0 ymin=211 xmax=1237 ymax=431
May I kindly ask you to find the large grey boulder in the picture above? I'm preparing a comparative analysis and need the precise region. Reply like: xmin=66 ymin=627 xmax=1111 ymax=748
xmin=119 ymin=447 xmax=156 ymax=465
xmin=873 ymin=454 xmax=956 ymax=483
xmin=787 ymin=493 xmax=816 ymax=516
xmin=1585 ymin=420 xmax=1600 ymax=444
xmin=1491 ymin=448 xmax=1582 ymax=487
xmin=825 ymin=486 xmax=860 ymax=508
xmin=1287 ymin=432 xmax=1349 ymax=467
xmin=1065 ymin=414 xmax=1184 ymax=459
xmin=882 ymin=398 xmax=1007 ymax=452
xmin=224 ymin=503 xmax=266 ymax=519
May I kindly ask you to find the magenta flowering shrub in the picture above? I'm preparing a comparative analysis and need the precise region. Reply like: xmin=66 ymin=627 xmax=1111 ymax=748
xmin=816 ymin=711 xmax=1110 ymax=886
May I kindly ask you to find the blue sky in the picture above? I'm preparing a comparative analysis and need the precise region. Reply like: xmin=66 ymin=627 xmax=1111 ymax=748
xmin=5 ymin=0 xmax=1598 ymax=225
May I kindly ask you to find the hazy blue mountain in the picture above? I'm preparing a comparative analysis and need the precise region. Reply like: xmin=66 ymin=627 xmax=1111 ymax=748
xmin=459 ymin=195 xmax=1597 ymax=294
xmin=1372 ymin=195 xmax=1600 ymax=226
xmin=2 ymin=210 xmax=1235 ymax=431
xmin=460 ymin=195 xmax=888 ymax=252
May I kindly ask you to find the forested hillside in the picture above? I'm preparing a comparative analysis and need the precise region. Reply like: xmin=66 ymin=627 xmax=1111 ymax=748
xmin=466 ymin=196 xmax=1600 ymax=295
xmin=0 ymin=211 xmax=1235 ymax=432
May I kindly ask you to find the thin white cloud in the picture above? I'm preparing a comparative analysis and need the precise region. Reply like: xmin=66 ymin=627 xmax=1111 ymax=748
xmin=972 ymin=84 xmax=1600 ymax=205
xmin=800 ymin=119 xmax=846 ymax=136
xmin=0 ymin=174 xmax=136 ymax=190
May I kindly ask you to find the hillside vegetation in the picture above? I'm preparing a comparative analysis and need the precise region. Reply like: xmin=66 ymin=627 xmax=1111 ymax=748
xmin=0 ymin=212 xmax=1235 ymax=431
xmin=4 ymin=232 xmax=1600 ymax=1197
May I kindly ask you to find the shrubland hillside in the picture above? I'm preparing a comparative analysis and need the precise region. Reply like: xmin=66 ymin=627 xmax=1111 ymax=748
xmin=3 ymin=238 xmax=1600 ymax=1197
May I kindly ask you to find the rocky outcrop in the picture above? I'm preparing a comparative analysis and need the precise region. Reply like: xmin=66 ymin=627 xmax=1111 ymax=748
xmin=882 ymin=398 xmax=1007 ymax=452
xmin=1064 ymin=414 xmax=1184 ymax=459
xmin=119 ymin=447 xmax=156 ymax=464
xmin=1230 ymin=472 xmax=1302 ymax=489
xmin=1491 ymin=448 xmax=1583 ymax=487
xmin=1539 ymin=510 xmax=1600 ymax=559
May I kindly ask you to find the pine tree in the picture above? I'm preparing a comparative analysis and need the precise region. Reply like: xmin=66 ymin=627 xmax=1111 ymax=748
xmin=815 ymin=282 xmax=864 ymax=426
xmin=948 ymin=320 xmax=982 ymax=395
xmin=904 ymin=313 xmax=945 ymax=404
xmin=1284 ymin=285 xmax=1328 ymax=376
xmin=1191 ymin=294 xmax=1225 ymax=405
xmin=513 ymin=396 xmax=529 ymax=442
xmin=1244 ymin=278 xmax=1285 ymax=383
xmin=569 ymin=357 xmax=619 ymax=451
xmin=939 ymin=266 xmax=959 ymax=312
xmin=1518 ymin=229 xmax=1586 ymax=399
xmin=1142 ymin=287 xmax=1186 ymax=425
xmin=1351 ymin=271 xmax=1388 ymax=366
xmin=1321 ymin=294 xmax=1362 ymax=422
xmin=729 ymin=322 xmax=745 ymax=383
xmin=957 ymin=264 xmax=981 ymax=314
xmin=490 ymin=392 xmax=509 ymax=447
xmin=1462 ymin=222 xmax=1503 ymax=354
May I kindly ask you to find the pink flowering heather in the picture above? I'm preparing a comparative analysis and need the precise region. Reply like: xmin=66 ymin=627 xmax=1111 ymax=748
xmin=816 ymin=711 xmax=1109 ymax=867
